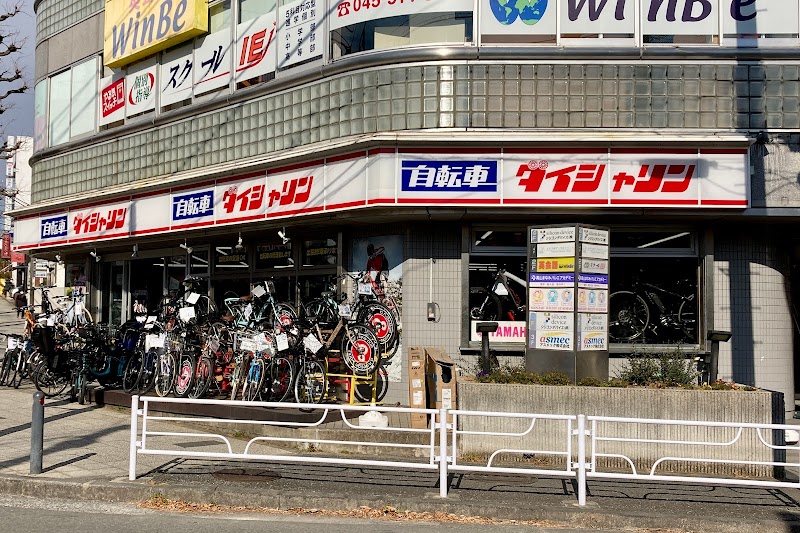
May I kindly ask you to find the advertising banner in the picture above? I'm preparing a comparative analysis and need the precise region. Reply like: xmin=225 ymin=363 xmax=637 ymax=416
xmin=578 ymin=313 xmax=608 ymax=352
xmin=194 ymin=28 xmax=233 ymax=95
xmin=278 ymin=0 xmax=321 ymax=69
xmin=267 ymin=161 xmax=325 ymax=218
xmin=471 ymin=320 xmax=527 ymax=343
xmin=215 ymin=173 xmax=268 ymax=224
xmin=504 ymin=151 xmax=608 ymax=206
xmin=104 ymin=0 xmax=209 ymax=68
xmin=171 ymin=186 xmax=217 ymax=229
xmin=330 ymin=0 xmax=473 ymax=31
xmin=528 ymin=272 xmax=574 ymax=287
xmin=235 ymin=13 xmax=278 ymax=83
xmin=160 ymin=43 xmax=194 ymax=107
xmin=99 ymin=75 xmax=126 ymax=125
xmin=398 ymin=153 xmax=501 ymax=204
xmin=529 ymin=287 xmax=575 ymax=312
xmin=125 ymin=61 xmax=157 ymax=117
xmin=577 ymin=288 xmax=608 ymax=313
xmin=69 ymin=201 xmax=131 ymax=242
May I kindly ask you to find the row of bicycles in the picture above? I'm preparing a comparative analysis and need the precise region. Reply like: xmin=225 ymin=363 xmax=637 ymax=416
xmin=0 ymin=271 xmax=401 ymax=407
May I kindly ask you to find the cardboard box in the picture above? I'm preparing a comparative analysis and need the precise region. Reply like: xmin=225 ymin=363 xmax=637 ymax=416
xmin=424 ymin=347 xmax=457 ymax=423
xmin=408 ymin=346 xmax=428 ymax=428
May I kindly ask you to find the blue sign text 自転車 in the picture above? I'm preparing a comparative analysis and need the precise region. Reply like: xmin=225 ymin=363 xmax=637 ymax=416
xmin=41 ymin=215 xmax=68 ymax=239
xmin=401 ymin=160 xmax=498 ymax=192
xmin=173 ymin=190 xmax=214 ymax=221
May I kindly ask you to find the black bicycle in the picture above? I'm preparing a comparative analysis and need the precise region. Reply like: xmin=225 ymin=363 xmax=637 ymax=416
xmin=609 ymin=278 xmax=697 ymax=343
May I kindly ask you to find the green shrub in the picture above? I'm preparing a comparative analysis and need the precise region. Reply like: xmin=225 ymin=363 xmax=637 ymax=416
xmin=617 ymin=349 xmax=698 ymax=387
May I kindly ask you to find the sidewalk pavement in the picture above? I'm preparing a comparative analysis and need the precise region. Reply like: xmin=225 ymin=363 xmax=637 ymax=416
xmin=2 ymin=298 xmax=800 ymax=531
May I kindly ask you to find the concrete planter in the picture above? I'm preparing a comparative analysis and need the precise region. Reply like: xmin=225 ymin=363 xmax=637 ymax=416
xmin=457 ymin=382 xmax=785 ymax=478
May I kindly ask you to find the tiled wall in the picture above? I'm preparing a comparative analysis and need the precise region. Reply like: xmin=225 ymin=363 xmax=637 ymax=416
xmin=714 ymin=229 xmax=794 ymax=414
xmin=32 ymin=62 xmax=800 ymax=204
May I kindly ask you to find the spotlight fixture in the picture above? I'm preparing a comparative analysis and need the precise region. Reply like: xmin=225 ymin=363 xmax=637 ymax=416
xmin=179 ymin=240 xmax=193 ymax=255
xmin=89 ymin=249 xmax=101 ymax=263
xmin=278 ymin=226 xmax=289 ymax=245
xmin=54 ymin=254 xmax=63 ymax=265
xmin=131 ymin=244 xmax=139 ymax=258
xmin=234 ymin=232 xmax=244 ymax=252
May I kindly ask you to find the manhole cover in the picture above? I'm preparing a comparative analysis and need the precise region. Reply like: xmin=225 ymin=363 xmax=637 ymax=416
xmin=212 ymin=468 xmax=280 ymax=482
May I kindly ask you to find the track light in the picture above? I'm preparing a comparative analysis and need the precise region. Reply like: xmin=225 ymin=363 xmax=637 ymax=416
xmin=131 ymin=244 xmax=139 ymax=258
xmin=179 ymin=240 xmax=193 ymax=255
xmin=278 ymin=227 xmax=289 ymax=245
xmin=89 ymin=249 xmax=101 ymax=262
xmin=234 ymin=232 xmax=244 ymax=252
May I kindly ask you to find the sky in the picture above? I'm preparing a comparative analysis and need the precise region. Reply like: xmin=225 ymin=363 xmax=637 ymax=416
xmin=3 ymin=0 xmax=36 ymax=141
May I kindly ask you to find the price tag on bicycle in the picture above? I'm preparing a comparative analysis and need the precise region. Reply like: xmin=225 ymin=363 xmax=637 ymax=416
xmin=185 ymin=292 xmax=200 ymax=305
xmin=145 ymin=333 xmax=165 ymax=350
xmin=7 ymin=337 xmax=17 ymax=349
xmin=74 ymin=302 xmax=83 ymax=315
xmin=239 ymin=338 xmax=257 ymax=354
xmin=46 ymin=316 xmax=55 ymax=327
xmin=144 ymin=315 xmax=157 ymax=330
xmin=178 ymin=306 xmax=195 ymax=323
xmin=251 ymin=284 xmax=266 ymax=298
xmin=303 ymin=334 xmax=323 ymax=354
xmin=338 ymin=304 xmax=352 ymax=318
xmin=275 ymin=332 xmax=289 ymax=352
xmin=255 ymin=332 xmax=273 ymax=353
xmin=358 ymin=282 xmax=373 ymax=295
xmin=244 ymin=303 xmax=253 ymax=320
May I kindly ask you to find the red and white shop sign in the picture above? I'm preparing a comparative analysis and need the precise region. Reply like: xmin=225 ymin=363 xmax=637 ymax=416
xmin=99 ymin=75 xmax=125 ymax=126
xmin=330 ymin=0 xmax=472 ymax=31
xmin=69 ymin=201 xmax=131 ymax=242
xmin=608 ymin=151 xmax=700 ymax=206
xmin=194 ymin=28 xmax=233 ymax=96
xmin=235 ymin=13 xmax=277 ymax=84
xmin=267 ymin=161 xmax=324 ymax=218
xmin=326 ymin=153 xmax=367 ymax=211
xmin=504 ymin=150 xmax=608 ymax=205
xmin=125 ymin=61 xmax=157 ymax=118
xmin=216 ymin=173 xmax=268 ymax=224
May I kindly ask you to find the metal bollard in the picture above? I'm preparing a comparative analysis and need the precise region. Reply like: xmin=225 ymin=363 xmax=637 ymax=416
xmin=31 ymin=392 xmax=44 ymax=474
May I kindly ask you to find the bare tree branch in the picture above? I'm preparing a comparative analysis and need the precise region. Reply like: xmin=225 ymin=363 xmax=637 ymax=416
xmin=0 ymin=1 xmax=30 ymax=156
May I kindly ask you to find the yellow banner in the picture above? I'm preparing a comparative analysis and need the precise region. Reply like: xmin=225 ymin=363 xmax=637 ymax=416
xmin=104 ymin=0 xmax=208 ymax=68
xmin=534 ymin=257 xmax=575 ymax=272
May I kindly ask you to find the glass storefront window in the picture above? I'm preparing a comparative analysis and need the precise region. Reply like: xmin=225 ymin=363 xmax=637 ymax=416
xmin=214 ymin=246 xmax=249 ymax=272
xmin=48 ymin=70 xmax=71 ymax=145
xmin=166 ymin=255 xmax=187 ymax=294
xmin=240 ymin=0 xmax=276 ymax=21
xmin=70 ymin=57 xmax=98 ymax=138
xmin=255 ymin=242 xmax=293 ymax=269
xmin=189 ymin=250 xmax=210 ymax=276
xmin=303 ymin=238 xmax=337 ymax=267
xmin=210 ymin=0 xmax=232 ymax=32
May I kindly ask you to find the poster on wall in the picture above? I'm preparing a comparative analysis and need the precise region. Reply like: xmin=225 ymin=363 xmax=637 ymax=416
xmin=125 ymin=60 xmax=157 ymax=117
xmin=235 ymin=13 xmax=278 ymax=83
xmin=278 ymin=0 xmax=321 ymax=69
xmin=350 ymin=235 xmax=403 ymax=383
xmin=99 ymin=75 xmax=126 ymax=125
xmin=160 ymin=44 xmax=195 ymax=107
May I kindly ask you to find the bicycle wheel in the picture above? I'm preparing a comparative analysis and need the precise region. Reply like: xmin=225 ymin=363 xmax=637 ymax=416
xmin=189 ymin=356 xmax=213 ymax=399
xmin=138 ymin=351 xmax=158 ymax=395
xmin=194 ymin=295 xmax=217 ymax=326
xmin=69 ymin=370 xmax=78 ymax=402
xmin=341 ymin=324 xmax=380 ymax=376
xmin=353 ymin=362 xmax=389 ymax=404
xmin=122 ymin=352 xmax=143 ymax=394
xmin=357 ymin=302 xmax=398 ymax=357
xmin=173 ymin=355 xmax=195 ymax=398
xmin=34 ymin=366 xmax=70 ymax=398
xmin=0 ymin=350 xmax=10 ymax=386
xmin=3 ymin=349 xmax=18 ymax=388
xmin=12 ymin=349 xmax=29 ymax=389
xmin=294 ymin=359 xmax=327 ymax=404
xmin=608 ymin=291 xmax=650 ymax=342
xmin=304 ymin=299 xmax=337 ymax=326
xmin=470 ymin=292 xmax=502 ymax=321
xmin=273 ymin=302 xmax=298 ymax=327
xmin=154 ymin=353 xmax=177 ymax=397
xmin=677 ymin=299 xmax=698 ymax=343
xmin=77 ymin=372 xmax=88 ymax=405
xmin=264 ymin=356 xmax=293 ymax=402
xmin=242 ymin=357 xmax=264 ymax=402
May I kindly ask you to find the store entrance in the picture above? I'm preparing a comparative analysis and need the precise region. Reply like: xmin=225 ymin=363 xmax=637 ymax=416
xmin=130 ymin=258 xmax=167 ymax=316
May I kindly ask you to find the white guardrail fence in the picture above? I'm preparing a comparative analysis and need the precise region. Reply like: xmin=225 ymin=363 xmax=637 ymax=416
xmin=129 ymin=396 xmax=800 ymax=506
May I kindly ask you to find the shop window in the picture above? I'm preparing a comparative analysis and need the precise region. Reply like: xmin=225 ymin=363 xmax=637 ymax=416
xmin=46 ymin=56 xmax=100 ymax=147
xmin=210 ymin=0 xmax=232 ymax=32
xmin=331 ymin=12 xmax=472 ymax=58
xmin=48 ymin=70 xmax=70 ymax=145
xmin=189 ymin=249 xmax=210 ymax=277
xmin=303 ymin=238 xmax=337 ymax=267
xmin=214 ymin=245 xmax=249 ymax=272
xmin=255 ymin=242 xmax=293 ymax=269
xmin=165 ymin=255 xmax=187 ymax=293
xmin=240 ymin=0 xmax=276 ymax=22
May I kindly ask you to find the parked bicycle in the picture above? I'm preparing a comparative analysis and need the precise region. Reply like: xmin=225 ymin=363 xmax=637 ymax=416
xmin=469 ymin=268 xmax=527 ymax=322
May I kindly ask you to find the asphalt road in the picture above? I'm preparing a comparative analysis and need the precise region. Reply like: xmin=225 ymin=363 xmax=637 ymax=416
xmin=0 ymin=494 xmax=625 ymax=533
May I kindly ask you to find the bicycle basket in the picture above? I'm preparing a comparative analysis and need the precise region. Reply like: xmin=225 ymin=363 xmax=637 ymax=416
xmin=31 ymin=324 xmax=55 ymax=354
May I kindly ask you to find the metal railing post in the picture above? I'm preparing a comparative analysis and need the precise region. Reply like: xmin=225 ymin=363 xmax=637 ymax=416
xmin=439 ymin=407 xmax=448 ymax=497
xmin=577 ymin=414 xmax=587 ymax=506
xmin=30 ymin=392 xmax=44 ymax=474
xmin=129 ymin=395 xmax=139 ymax=481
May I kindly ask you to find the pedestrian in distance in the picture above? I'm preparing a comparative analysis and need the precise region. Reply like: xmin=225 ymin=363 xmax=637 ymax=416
xmin=14 ymin=290 xmax=27 ymax=319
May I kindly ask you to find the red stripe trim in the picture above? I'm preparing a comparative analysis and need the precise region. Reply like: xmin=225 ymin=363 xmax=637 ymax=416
xmin=398 ymin=148 xmax=501 ymax=154
xmin=132 ymin=226 xmax=171 ymax=235
xmin=171 ymin=180 xmax=217 ymax=193
xmin=327 ymin=152 xmax=366 ymax=163
xmin=216 ymin=214 xmax=266 ymax=224
xmin=503 ymin=198 xmax=608 ymax=205
xmin=610 ymin=199 xmax=699 ymax=205
xmin=326 ymin=200 xmax=365 ymax=210
xmin=132 ymin=189 xmax=166 ymax=200
xmin=196 ymin=70 xmax=231 ymax=84
xmin=503 ymin=148 xmax=607 ymax=154
xmin=268 ymin=206 xmax=324 ymax=217
xmin=216 ymin=172 xmax=265 ymax=185
xmin=700 ymin=199 xmax=749 ymax=206
xmin=39 ymin=209 xmax=68 ymax=218
xmin=367 ymin=198 xmax=395 ymax=205
xmin=397 ymin=198 xmax=501 ymax=205
xmin=17 ymin=243 xmax=42 ymax=250
xmin=69 ymin=232 xmax=130 ymax=243
xmin=69 ymin=198 xmax=131 ymax=211
xmin=610 ymin=148 xmax=697 ymax=154
xmin=15 ymin=214 xmax=40 ymax=221
xmin=270 ymin=159 xmax=325 ymax=175
xmin=170 ymin=220 xmax=216 ymax=230
xmin=700 ymin=149 xmax=748 ymax=154
xmin=368 ymin=148 xmax=395 ymax=156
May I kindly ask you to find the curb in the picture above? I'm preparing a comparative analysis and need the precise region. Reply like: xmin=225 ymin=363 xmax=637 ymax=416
xmin=0 ymin=474 xmax=798 ymax=532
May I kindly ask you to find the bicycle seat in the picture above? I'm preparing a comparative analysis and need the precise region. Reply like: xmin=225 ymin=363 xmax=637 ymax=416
xmin=321 ymin=291 xmax=333 ymax=297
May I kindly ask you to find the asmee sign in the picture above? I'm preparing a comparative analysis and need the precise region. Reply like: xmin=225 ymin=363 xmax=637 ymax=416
xmin=105 ymin=0 xmax=209 ymax=68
